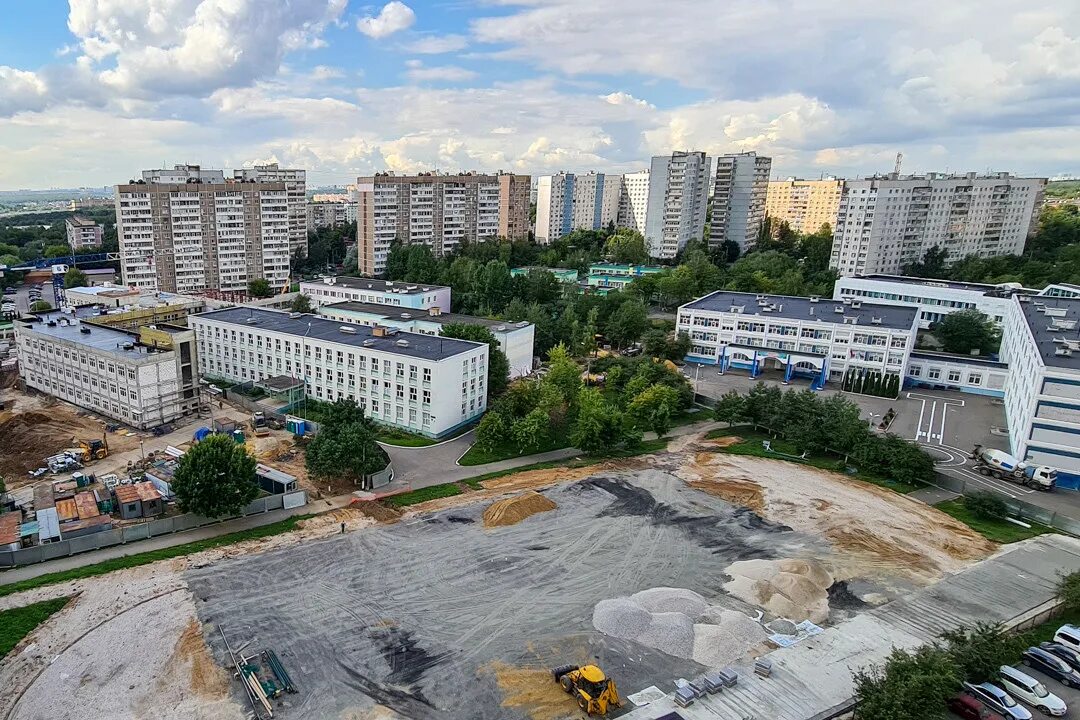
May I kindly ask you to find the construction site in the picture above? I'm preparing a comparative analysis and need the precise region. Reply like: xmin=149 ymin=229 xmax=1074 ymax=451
xmin=1 ymin=430 xmax=1074 ymax=720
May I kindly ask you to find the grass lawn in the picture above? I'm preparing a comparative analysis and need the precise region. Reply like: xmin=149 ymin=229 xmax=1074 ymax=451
xmin=0 ymin=515 xmax=311 ymax=599
xmin=457 ymin=429 xmax=572 ymax=466
xmin=375 ymin=428 xmax=438 ymax=447
xmin=705 ymin=426 xmax=922 ymax=494
xmin=383 ymin=483 xmax=464 ymax=508
xmin=0 ymin=597 xmax=70 ymax=659
xmin=934 ymin=499 xmax=1052 ymax=544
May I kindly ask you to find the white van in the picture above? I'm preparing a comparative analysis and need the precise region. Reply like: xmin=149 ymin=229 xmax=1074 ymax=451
xmin=999 ymin=666 xmax=1067 ymax=717
xmin=1054 ymin=624 xmax=1080 ymax=651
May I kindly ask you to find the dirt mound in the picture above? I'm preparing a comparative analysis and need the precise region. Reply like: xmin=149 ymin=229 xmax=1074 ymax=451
xmin=172 ymin=619 xmax=230 ymax=697
xmin=723 ymin=558 xmax=834 ymax=623
xmin=482 ymin=491 xmax=557 ymax=527
xmin=0 ymin=411 xmax=78 ymax=478
xmin=709 ymin=435 xmax=743 ymax=448
xmin=688 ymin=476 xmax=766 ymax=514
xmin=487 ymin=661 xmax=577 ymax=720
xmin=355 ymin=501 xmax=403 ymax=523
xmin=296 ymin=507 xmax=380 ymax=536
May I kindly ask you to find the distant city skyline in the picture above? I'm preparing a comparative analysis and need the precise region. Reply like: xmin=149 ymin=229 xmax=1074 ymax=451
xmin=1 ymin=1 xmax=1079 ymax=190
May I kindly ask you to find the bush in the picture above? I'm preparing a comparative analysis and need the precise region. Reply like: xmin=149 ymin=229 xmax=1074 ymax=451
xmin=1058 ymin=571 xmax=1080 ymax=612
xmin=963 ymin=491 xmax=1008 ymax=521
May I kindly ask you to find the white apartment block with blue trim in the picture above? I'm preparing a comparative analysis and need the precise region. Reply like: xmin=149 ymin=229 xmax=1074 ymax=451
xmin=1001 ymin=295 xmax=1080 ymax=485
xmin=676 ymin=291 xmax=918 ymax=388
xmin=300 ymin=276 xmax=451 ymax=312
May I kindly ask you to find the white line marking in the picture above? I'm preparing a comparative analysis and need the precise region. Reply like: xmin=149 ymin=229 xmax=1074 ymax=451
xmin=938 ymin=403 xmax=948 ymax=445
xmin=906 ymin=391 xmax=966 ymax=407
xmin=915 ymin=398 xmax=926 ymax=441
xmin=926 ymin=401 xmax=937 ymax=444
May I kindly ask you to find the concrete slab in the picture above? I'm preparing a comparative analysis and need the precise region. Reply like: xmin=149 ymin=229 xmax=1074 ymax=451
xmin=908 ymin=487 xmax=961 ymax=505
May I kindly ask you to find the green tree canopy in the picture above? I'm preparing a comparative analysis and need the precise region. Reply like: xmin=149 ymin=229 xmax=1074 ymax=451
xmin=607 ymin=299 xmax=648 ymax=348
xmin=627 ymin=384 xmax=682 ymax=437
xmin=853 ymin=645 xmax=961 ymax=720
xmin=933 ymin=310 xmax=1000 ymax=355
xmin=571 ymin=387 xmax=627 ymax=453
xmin=940 ymin=623 xmax=1024 ymax=684
xmin=29 ymin=300 xmax=53 ymax=312
xmin=440 ymin=323 xmax=510 ymax=398
xmin=63 ymin=267 xmax=88 ymax=289
xmin=247 ymin=278 xmax=273 ymax=298
xmin=305 ymin=398 xmax=387 ymax=481
xmin=604 ymin=229 xmax=648 ymax=264
xmin=544 ymin=343 xmax=583 ymax=405
xmin=714 ymin=389 xmax=746 ymax=427
xmin=289 ymin=293 xmax=314 ymax=314
xmin=172 ymin=434 xmax=259 ymax=518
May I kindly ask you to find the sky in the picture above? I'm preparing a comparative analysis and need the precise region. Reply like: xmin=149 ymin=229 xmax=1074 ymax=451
xmin=1 ymin=0 xmax=1079 ymax=190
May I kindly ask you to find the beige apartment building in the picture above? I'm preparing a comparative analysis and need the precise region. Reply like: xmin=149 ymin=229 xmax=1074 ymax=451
xmin=355 ymin=171 xmax=530 ymax=276
xmin=765 ymin=179 xmax=844 ymax=235
xmin=115 ymin=165 xmax=294 ymax=295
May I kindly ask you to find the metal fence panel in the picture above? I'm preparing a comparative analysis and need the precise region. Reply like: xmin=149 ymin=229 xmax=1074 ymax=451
xmin=265 ymin=494 xmax=285 ymax=512
xmin=282 ymin=491 xmax=307 ymax=510
xmin=38 ymin=542 xmax=70 ymax=562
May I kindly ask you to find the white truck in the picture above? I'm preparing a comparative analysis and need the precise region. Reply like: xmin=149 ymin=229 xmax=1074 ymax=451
xmin=971 ymin=446 xmax=1057 ymax=490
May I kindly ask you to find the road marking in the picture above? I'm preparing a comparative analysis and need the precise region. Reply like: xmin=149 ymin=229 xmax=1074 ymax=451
xmin=937 ymin=402 xmax=948 ymax=444
xmin=926 ymin=401 xmax=937 ymax=444
xmin=906 ymin=391 xmax=965 ymax=407
xmin=915 ymin=397 xmax=927 ymax=441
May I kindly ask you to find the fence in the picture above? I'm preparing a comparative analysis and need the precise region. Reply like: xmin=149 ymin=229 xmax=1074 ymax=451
xmin=928 ymin=471 xmax=1080 ymax=536
xmin=0 ymin=490 xmax=308 ymax=568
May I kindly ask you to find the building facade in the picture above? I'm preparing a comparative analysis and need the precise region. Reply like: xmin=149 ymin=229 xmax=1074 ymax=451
xmin=299 ymin=276 xmax=451 ymax=312
xmin=618 ymin=170 xmax=650 ymax=234
xmin=644 ymin=152 xmax=711 ymax=260
xmin=1000 ymin=295 xmax=1080 ymax=486
xmin=830 ymin=173 xmax=1046 ymax=277
xmin=190 ymin=307 xmax=489 ymax=438
xmin=308 ymin=201 xmax=348 ymax=231
xmin=232 ymin=164 xmax=308 ymax=256
xmin=355 ymin=172 xmax=530 ymax=276
xmin=115 ymin=165 xmax=298 ymax=295
xmin=677 ymin=291 xmax=918 ymax=387
xmin=765 ymin=179 xmax=843 ymax=235
xmin=65 ymin=216 xmax=103 ymax=250
xmin=534 ymin=172 xmax=622 ymax=243
xmin=710 ymin=152 xmax=772 ymax=251
xmin=833 ymin=274 xmax=1028 ymax=329
xmin=15 ymin=307 xmax=200 ymax=429
xmin=904 ymin=352 xmax=1008 ymax=397
xmin=319 ymin=301 xmax=535 ymax=378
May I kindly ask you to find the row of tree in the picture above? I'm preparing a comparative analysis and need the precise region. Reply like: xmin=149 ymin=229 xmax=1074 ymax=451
xmin=841 ymin=368 xmax=902 ymax=398
xmin=713 ymin=383 xmax=935 ymax=485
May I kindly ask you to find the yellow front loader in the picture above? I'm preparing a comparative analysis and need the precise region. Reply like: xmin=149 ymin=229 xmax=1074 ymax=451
xmin=551 ymin=664 xmax=622 ymax=716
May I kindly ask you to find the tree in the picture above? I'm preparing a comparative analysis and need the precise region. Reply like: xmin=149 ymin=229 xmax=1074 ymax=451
xmin=904 ymin=245 xmax=950 ymax=278
xmin=476 ymin=411 xmax=510 ymax=451
xmin=962 ymin=491 xmax=1008 ymax=521
xmin=642 ymin=328 xmax=668 ymax=358
xmin=289 ymin=294 xmax=314 ymax=314
xmin=933 ymin=310 xmax=1000 ymax=355
xmin=29 ymin=300 xmax=53 ymax=312
xmin=1058 ymin=571 xmax=1080 ymax=612
xmin=627 ymin=384 xmax=681 ymax=437
xmin=512 ymin=407 xmax=550 ymax=451
xmin=63 ymin=267 xmax=88 ymax=289
xmin=172 ymin=434 xmax=259 ymax=518
xmin=714 ymin=390 xmax=746 ymax=427
xmin=440 ymin=323 xmax=510 ymax=398
xmin=305 ymin=399 xmax=386 ymax=482
xmin=544 ymin=343 xmax=583 ymax=405
xmin=742 ymin=382 xmax=781 ymax=429
xmin=44 ymin=244 xmax=72 ymax=259
xmin=940 ymin=623 xmax=1024 ymax=684
xmin=852 ymin=645 xmax=961 ymax=720
xmin=248 ymin=278 xmax=273 ymax=298
xmin=572 ymin=388 xmax=625 ymax=453
xmin=608 ymin=299 xmax=648 ymax=348
xmin=604 ymin=229 xmax=648 ymax=264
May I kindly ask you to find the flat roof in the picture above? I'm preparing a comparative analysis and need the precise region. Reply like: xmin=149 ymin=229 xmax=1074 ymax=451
xmin=909 ymin=350 xmax=1008 ymax=369
xmin=851 ymin=274 xmax=1034 ymax=295
xmin=193 ymin=307 xmax=482 ymax=361
xmin=302 ymin=276 xmax=448 ymax=295
xmin=66 ymin=216 xmax=97 ymax=227
xmin=0 ymin=513 xmax=20 ymax=546
xmin=1019 ymin=296 xmax=1080 ymax=371
xmin=682 ymin=291 xmax=919 ymax=330
xmin=19 ymin=308 xmax=170 ymax=360
xmin=323 ymin=301 xmax=531 ymax=332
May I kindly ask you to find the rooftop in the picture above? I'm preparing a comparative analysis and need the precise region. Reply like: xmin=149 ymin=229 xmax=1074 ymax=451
xmin=66 ymin=216 xmax=97 ymax=228
xmin=322 ymin=301 xmax=532 ymax=332
xmin=194 ymin=307 xmax=483 ymax=361
xmin=1019 ymin=296 xmax=1080 ymax=371
xmin=682 ymin=291 xmax=919 ymax=330
xmin=19 ymin=307 xmax=171 ymax=359
xmin=115 ymin=482 xmax=161 ymax=504
xmin=0 ymin=513 xmax=20 ymax=546
xmin=301 ymin=276 xmax=448 ymax=295
xmin=851 ymin=274 xmax=1035 ymax=296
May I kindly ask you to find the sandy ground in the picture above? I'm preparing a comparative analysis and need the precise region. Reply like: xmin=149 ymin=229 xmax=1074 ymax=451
xmin=0 ymin=430 xmax=996 ymax=720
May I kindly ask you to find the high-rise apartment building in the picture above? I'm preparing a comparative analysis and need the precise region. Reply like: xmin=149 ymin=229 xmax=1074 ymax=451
xmin=617 ymin=170 xmax=650 ymax=234
xmin=232 ymin=164 xmax=307 ymax=257
xmin=765 ymin=179 xmax=843 ymax=235
xmin=115 ymin=165 xmax=295 ymax=295
xmin=644 ymin=152 xmax=711 ymax=259
xmin=534 ymin=172 xmax=622 ymax=243
xmin=830 ymin=172 xmax=1046 ymax=277
xmin=710 ymin=152 xmax=772 ymax=251
xmin=355 ymin=172 xmax=530 ymax=276
xmin=65 ymin=216 xmax=103 ymax=249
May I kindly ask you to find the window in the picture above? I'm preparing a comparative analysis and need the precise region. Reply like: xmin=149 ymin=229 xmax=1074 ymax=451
xmin=423 ymin=390 xmax=431 ymax=404
xmin=927 ymin=368 xmax=941 ymax=380
xmin=947 ymin=370 xmax=961 ymax=383
xmin=968 ymin=373 xmax=982 ymax=386
xmin=910 ymin=366 xmax=921 ymax=377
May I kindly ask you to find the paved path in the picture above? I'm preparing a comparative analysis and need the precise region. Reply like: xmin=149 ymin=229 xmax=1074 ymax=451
xmin=0 ymin=494 xmax=354 ymax=586
xmin=908 ymin=486 xmax=961 ymax=505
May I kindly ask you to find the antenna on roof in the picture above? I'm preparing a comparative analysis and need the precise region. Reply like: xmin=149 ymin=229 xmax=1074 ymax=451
xmin=893 ymin=152 xmax=903 ymax=177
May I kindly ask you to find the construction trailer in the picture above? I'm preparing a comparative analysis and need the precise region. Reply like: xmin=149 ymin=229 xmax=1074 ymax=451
xmin=255 ymin=464 xmax=298 ymax=495
xmin=114 ymin=482 xmax=164 ymax=519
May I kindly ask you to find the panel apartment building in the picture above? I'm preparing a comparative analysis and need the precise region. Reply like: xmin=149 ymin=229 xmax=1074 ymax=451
xmin=190 ymin=307 xmax=489 ymax=438
xmin=644 ymin=152 xmax=711 ymax=260
xmin=617 ymin=169 xmax=650 ymax=234
xmin=115 ymin=164 xmax=305 ymax=295
xmin=65 ymin=216 xmax=103 ymax=250
xmin=830 ymin=172 xmax=1046 ymax=277
xmin=355 ymin=172 xmax=530 ymax=276
xmin=710 ymin=152 xmax=772 ymax=251
xmin=232 ymin=164 xmax=307 ymax=256
xmin=15 ymin=307 xmax=200 ymax=429
xmin=765 ymin=179 xmax=843 ymax=235
xmin=534 ymin=172 xmax=622 ymax=243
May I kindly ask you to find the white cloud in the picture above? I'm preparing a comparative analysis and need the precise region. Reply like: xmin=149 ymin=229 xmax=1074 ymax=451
xmin=311 ymin=65 xmax=345 ymax=80
xmin=405 ymin=34 xmax=468 ymax=54
xmin=357 ymin=1 xmax=416 ymax=39
xmin=405 ymin=62 xmax=477 ymax=83
xmin=0 ymin=67 xmax=49 ymax=116
xmin=601 ymin=91 xmax=654 ymax=109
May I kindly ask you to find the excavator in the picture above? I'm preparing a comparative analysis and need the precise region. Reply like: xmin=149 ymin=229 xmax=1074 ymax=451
xmin=551 ymin=664 xmax=621 ymax=716
xmin=72 ymin=434 xmax=109 ymax=463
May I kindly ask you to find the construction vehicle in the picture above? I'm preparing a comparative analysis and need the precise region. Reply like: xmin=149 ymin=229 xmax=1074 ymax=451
xmin=551 ymin=664 xmax=621 ymax=716
xmin=971 ymin=445 xmax=1057 ymax=490
xmin=73 ymin=435 xmax=109 ymax=463
xmin=251 ymin=412 xmax=270 ymax=437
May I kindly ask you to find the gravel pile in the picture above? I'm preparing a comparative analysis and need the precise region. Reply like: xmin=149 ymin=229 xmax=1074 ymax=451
xmin=592 ymin=587 xmax=766 ymax=666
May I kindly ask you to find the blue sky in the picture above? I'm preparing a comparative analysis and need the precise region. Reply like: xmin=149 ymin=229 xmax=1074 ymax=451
xmin=1 ymin=0 xmax=1079 ymax=189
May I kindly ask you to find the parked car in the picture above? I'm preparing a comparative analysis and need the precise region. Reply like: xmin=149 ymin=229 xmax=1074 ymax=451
xmin=1053 ymin=625 xmax=1080 ymax=653
xmin=1022 ymin=646 xmax=1080 ymax=687
xmin=964 ymin=682 xmax=1033 ymax=720
xmin=1039 ymin=641 xmax=1080 ymax=673
xmin=948 ymin=694 xmax=1007 ymax=720
xmin=999 ymin=665 xmax=1067 ymax=717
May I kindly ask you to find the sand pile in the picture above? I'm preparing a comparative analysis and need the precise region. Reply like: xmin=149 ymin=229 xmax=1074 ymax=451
xmin=483 ymin=491 xmax=557 ymax=528
xmin=592 ymin=587 xmax=766 ymax=666
xmin=722 ymin=558 xmax=834 ymax=624
xmin=487 ymin=661 xmax=579 ymax=720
